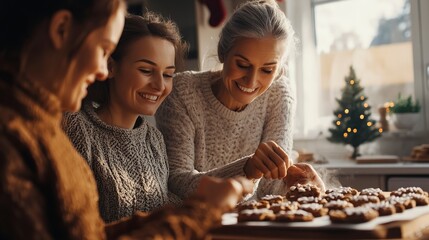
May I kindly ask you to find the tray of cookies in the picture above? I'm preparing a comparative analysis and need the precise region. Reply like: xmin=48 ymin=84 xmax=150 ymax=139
xmin=211 ymin=185 xmax=429 ymax=239
xmin=402 ymin=144 xmax=429 ymax=162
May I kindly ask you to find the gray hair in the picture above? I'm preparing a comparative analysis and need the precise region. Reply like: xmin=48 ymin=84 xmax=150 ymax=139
xmin=217 ymin=0 xmax=296 ymax=66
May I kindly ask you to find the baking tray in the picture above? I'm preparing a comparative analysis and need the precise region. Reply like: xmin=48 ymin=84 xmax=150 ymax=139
xmin=210 ymin=205 xmax=429 ymax=239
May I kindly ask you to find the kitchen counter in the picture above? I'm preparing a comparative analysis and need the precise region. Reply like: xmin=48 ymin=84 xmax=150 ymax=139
xmin=312 ymin=158 xmax=429 ymax=191
xmin=314 ymin=158 xmax=429 ymax=175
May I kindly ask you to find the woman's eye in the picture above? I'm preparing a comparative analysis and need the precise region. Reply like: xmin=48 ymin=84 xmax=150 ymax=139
xmin=237 ymin=63 xmax=250 ymax=69
xmin=262 ymin=68 xmax=274 ymax=74
xmin=163 ymin=73 xmax=174 ymax=79
xmin=103 ymin=48 xmax=112 ymax=58
xmin=139 ymin=69 xmax=152 ymax=75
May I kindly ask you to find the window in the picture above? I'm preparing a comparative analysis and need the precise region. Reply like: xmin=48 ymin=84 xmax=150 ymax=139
xmin=286 ymin=0 xmax=428 ymax=138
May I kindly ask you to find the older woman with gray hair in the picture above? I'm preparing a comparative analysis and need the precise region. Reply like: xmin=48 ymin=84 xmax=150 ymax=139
xmin=156 ymin=0 xmax=325 ymax=200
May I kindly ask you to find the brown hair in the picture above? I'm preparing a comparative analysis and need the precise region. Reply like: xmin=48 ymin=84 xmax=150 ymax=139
xmin=86 ymin=12 xmax=188 ymax=106
xmin=0 ymin=0 xmax=124 ymax=77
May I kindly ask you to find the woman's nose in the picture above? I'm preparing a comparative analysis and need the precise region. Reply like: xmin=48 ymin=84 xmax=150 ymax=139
xmin=151 ymin=73 xmax=165 ymax=91
xmin=96 ymin=60 xmax=109 ymax=81
xmin=245 ymin=69 xmax=258 ymax=84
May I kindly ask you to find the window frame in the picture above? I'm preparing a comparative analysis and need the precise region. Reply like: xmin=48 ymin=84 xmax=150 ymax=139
xmin=286 ymin=0 xmax=429 ymax=139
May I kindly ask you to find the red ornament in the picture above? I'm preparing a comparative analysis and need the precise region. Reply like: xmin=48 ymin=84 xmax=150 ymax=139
xmin=199 ymin=0 xmax=226 ymax=27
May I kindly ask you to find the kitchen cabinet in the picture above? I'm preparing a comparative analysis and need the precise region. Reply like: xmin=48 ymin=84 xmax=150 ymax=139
xmin=313 ymin=158 xmax=429 ymax=191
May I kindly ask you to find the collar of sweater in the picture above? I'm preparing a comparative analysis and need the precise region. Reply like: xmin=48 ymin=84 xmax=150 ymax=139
xmin=82 ymin=101 xmax=149 ymax=135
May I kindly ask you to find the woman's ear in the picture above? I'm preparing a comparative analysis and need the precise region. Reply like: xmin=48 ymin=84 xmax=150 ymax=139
xmin=107 ymin=57 xmax=116 ymax=79
xmin=49 ymin=10 xmax=73 ymax=49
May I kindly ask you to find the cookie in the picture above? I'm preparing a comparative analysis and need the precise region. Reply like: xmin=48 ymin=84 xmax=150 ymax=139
xmin=364 ymin=202 xmax=396 ymax=216
xmin=403 ymin=193 xmax=429 ymax=206
xmin=236 ymin=200 xmax=269 ymax=212
xmin=237 ymin=209 xmax=276 ymax=222
xmin=324 ymin=200 xmax=354 ymax=212
xmin=360 ymin=188 xmax=386 ymax=200
xmin=299 ymin=203 xmax=329 ymax=217
xmin=261 ymin=194 xmax=285 ymax=204
xmin=329 ymin=207 xmax=379 ymax=223
xmin=275 ymin=210 xmax=314 ymax=222
xmin=269 ymin=201 xmax=299 ymax=213
xmin=349 ymin=195 xmax=380 ymax=207
xmin=286 ymin=183 xmax=322 ymax=201
xmin=391 ymin=187 xmax=428 ymax=197
xmin=297 ymin=196 xmax=328 ymax=205
xmin=387 ymin=196 xmax=416 ymax=212
xmin=323 ymin=192 xmax=349 ymax=202
xmin=257 ymin=200 xmax=271 ymax=209
xmin=325 ymin=187 xmax=359 ymax=197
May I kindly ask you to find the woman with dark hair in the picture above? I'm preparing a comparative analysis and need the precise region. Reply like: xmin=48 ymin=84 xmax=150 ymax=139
xmin=0 ymin=1 xmax=252 ymax=239
xmin=62 ymin=13 xmax=187 ymax=223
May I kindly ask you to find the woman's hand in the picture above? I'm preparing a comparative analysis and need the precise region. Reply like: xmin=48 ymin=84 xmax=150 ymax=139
xmin=283 ymin=163 xmax=326 ymax=192
xmin=193 ymin=176 xmax=254 ymax=212
xmin=243 ymin=141 xmax=292 ymax=180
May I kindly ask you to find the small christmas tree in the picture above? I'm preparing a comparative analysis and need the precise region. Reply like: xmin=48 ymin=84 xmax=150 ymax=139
xmin=327 ymin=66 xmax=382 ymax=159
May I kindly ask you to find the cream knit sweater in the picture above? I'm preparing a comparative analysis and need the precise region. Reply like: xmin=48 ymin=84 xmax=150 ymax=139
xmin=155 ymin=70 xmax=296 ymax=199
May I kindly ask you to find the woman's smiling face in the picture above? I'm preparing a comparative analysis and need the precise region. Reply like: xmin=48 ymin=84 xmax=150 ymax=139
xmin=220 ymin=36 xmax=287 ymax=110
xmin=109 ymin=36 xmax=176 ymax=116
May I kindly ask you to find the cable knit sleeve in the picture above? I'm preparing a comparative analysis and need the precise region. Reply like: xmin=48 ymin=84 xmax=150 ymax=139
xmin=156 ymin=91 xmax=197 ymax=198
xmin=256 ymin=76 xmax=297 ymax=198
xmin=61 ymin=111 xmax=93 ymax=166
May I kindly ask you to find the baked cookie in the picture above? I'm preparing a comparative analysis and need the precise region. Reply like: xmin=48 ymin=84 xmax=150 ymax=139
xmin=236 ymin=200 xmax=269 ymax=212
xmin=275 ymin=210 xmax=314 ymax=222
xmin=324 ymin=192 xmax=349 ymax=202
xmin=299 ymin=203 xmax=329 ymax=217
xmin=349 ymin=195 xmax=380 ymax=207
xmin=403 ymin=193 xmax=429 ymax=206
xmin=387 ymin=196 xmax=416 ymax=212
xmin=297 ymin=196 xmax=328 ymax=205
xmin=329 ymin=207 xmax=379 ymax=223
xmin=237 ymin=209 xmax=276 ymax=222
xmin=364 ymin=202 xmax=396 ymax=216
xmin=269 ymin=201 xmax=299 ymax=213
xmin=391 ymin=187 xmax=428 ymax=197
xmin=324 ymin=200 xmax=354 ymax=212
xmin=286 ymin=183 xmax=322 ymax=201
xmin=325 ymin=186 xmax=359 ymax=197
xmin=261 ymin=194 xmax=285 ymax=204
xmin=360 ymin=188 xmax=386 ymax=200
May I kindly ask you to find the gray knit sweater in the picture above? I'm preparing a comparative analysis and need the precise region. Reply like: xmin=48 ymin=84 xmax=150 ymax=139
xmin=62 ymin=102 xmax=179 ymax=223
xmin=155 ymin=70 xmax=296 ymax=199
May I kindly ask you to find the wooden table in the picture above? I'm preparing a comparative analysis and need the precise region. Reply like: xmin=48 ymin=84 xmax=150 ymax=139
xmin=210 ymin=205 xmax=429 ymax=239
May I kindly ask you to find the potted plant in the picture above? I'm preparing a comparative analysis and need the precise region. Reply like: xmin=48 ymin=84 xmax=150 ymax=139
xmin=390 ymin=94 xmax=421 ymax=130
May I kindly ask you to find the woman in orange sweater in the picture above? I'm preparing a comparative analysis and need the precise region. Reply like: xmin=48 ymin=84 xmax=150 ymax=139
xmin=0 ymin=0 xmax=252 ymax=239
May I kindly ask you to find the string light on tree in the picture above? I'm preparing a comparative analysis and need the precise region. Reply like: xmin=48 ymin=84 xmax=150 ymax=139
xmin=327 ymin=66 xmax=381 ymax=159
